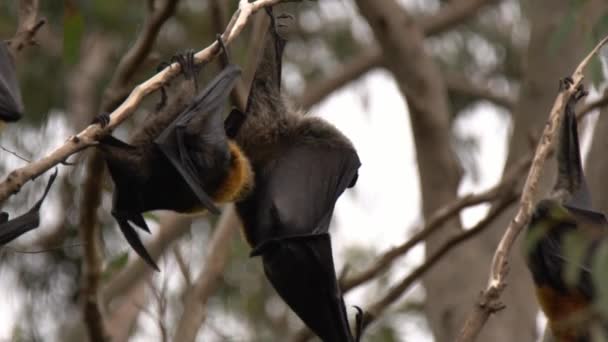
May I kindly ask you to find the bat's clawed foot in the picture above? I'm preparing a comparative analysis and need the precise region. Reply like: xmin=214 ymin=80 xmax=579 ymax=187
xmin=172 ymin=49 xmax=201 ymax=86
xmin=92 ymin=112 xmax=111 ymax=128
xmin=559 ymin=76 xmax=574 ymax=92
xmin=353 ymin=306 xmax=365 ymax=342
xmin=573 ymin=84 xmax=588 ymax=102
xmin=216 ymin=34 xmax=231 ymax=66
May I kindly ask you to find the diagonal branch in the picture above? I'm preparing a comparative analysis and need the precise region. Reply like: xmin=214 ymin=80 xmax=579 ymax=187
xmin=296 ymin=0 xmax=502 ymax=110
xmin=456 ymin=34 xmax=608 ymax=342
xmin=0 ymin=0 xmax=295 ymax=205
xmin=361 ymin=194 xmax=517 ymax=331
xmin=341 ymin=155 xmax=530 ymax=293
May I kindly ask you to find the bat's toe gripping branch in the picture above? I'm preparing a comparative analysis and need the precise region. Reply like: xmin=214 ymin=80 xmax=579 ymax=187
xmin=353 ymin=306 xmax=364 ymax=342
xmin=559 ymin=76 xmax=574 ymax=92
xmin=215 ymin=34 xmax=231 ymax=66
xmin=92 ymin=111 xmax=111 ymax=128
xmin=172 ymin=50 xmax=200 ymax=81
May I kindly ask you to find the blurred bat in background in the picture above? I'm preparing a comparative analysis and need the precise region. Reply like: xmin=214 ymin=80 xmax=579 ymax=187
xmin=0 ymin=168 xmax=57 ymax=246
xmin=524 ymin=80 xmax=608 ymax=341
xmin=0 ymin=42 xmax=24 ymax=125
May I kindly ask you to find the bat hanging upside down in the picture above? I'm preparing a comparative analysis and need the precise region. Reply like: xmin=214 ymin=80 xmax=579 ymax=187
xmin=226 ymin=8 xmax=363 ymax=342
xmin=96 ymin=40 xmax=252 ymax=271
xmin=524 ymin=79 xmax=608 ymax=341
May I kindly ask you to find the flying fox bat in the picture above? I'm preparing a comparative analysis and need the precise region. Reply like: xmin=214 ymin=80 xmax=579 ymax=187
xmin=97 ymin=43 xmax=252 ymax=271
xmin=0 ymin=42 xmax=24 ymax=124
xmin=0 ymin=168 xmax=57 ymax=245
xmin=227 ymin=9 xmax=362 ymax=342
xmin=524 ymin=80 xmax=608 ymax=341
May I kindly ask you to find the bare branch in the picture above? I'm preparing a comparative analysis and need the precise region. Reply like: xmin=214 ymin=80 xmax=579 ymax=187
xmin=445 ymin=73 xmax=516 ymax=111
xmin=456 ymin=34 xmax=608 ymax=342
xmin=341 ymin=155 xmax=530 ymax=293
xmin=102 ymin=213 xmax=192 ymax=307
xmin=173 ymin=245 xmax=192 ymax=287
xmin=361 ymin=195 xmax=517 ymax=331
xmin=0 ymin=0 xmax=294 ymax=205
xmin=578 ymin=88 xmax=608 ymax=120
xmin=297 ymin=0 xmax=501 ymax=110
xmin=101 ymin=0 xmax=180 ymax=111
xmin=8 ymin=0 xmax=45 ymax=58
xmin=173 ymin=206 xmax=240 ymax=342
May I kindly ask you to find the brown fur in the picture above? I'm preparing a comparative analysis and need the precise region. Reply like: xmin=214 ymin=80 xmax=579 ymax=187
xmin=212 ymin=140 xmax=253 ymax=202
xmin=536 ymin=286 xmax=590 ymax=341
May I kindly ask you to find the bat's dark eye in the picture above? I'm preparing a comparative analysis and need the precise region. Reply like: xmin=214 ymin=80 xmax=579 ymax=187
xmin=348 ymin=173 xmax=358 ymax=188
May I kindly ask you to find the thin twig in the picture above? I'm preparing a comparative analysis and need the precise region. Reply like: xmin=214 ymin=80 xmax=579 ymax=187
xmin=456 ymin=34 xmax=608 ymax=342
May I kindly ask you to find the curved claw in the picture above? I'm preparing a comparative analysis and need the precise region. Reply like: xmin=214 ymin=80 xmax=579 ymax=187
xmin=353 ymin=305 xmax=364 ymax=342
xmin=216 ymin=34 xmax=230 ymax=66
xmin=92 ymin=112 xmax=111 ymax=128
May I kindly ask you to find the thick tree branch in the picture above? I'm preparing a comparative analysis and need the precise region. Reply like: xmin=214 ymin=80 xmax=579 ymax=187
xmin=78 ymin=2 xmax=180 ymax=341
xmin=297 ymin=0 xmax=501 ymax=110
xmin=0 ymin=0 xmax=294 ymax=205
xmin=445 ymin=73 xmax=516 ymax=111
xmin=173 ymin=207 xmax=240 ymax=342
xmin=456 ymin=35 xmax=608 ymax=342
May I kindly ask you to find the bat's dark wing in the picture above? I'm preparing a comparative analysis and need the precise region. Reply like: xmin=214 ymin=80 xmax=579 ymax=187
xmin=527 ymin=200 xmax=608 ymax=300
xmin=244 ymin=144 xmax=360 ymax=245
xmin=0 ymin=169 xmax=57 ymax=245
xmin=255 ymin=233 xmax=355 ymax=342
xmin=99 ymin=134 xmax=159 ymax=269
xmin=241 ymin=144 xmax=360 ymax=342
xmin=0 ymin=42 xmax=23 ymax=122
xmin=155 ymin=64 xmax=242 ymax=215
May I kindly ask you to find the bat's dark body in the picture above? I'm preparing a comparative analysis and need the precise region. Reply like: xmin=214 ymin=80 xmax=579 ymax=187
xmin=524 ymin=81 xmax=608 ymax=341
xmin=0 ymin=42 xmax=24 ymax=123
xmin=228 ymin=9 xmax=361 ymax=341
xmin=0 ymin=169 xmax=57 ymax=245
xmin=98 ymin=51 xmax=252 ymax=270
